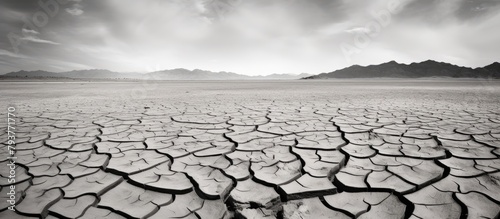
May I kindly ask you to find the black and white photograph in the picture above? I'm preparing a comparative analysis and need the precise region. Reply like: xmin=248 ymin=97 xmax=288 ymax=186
xmin=1 ymin=0 xmax=500 ymax=218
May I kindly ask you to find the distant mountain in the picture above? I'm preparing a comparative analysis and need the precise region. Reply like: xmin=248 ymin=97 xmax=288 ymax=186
xmin=3 ymin=69 xmax=141 ymax=79
xmin=303 ymin=60 xmax=500 ymax=79
xmin=64 ymin=69 xmax=143 ymax=79
xmin=254 ymin=73 xmax=312 ymax=79
xmin=482 ymin=62 xmax=500 ymax=76
xmin=1 ymin=69 xmax=309 ymax=80
xmin=146 ymin=69 xmax=248 ymax=80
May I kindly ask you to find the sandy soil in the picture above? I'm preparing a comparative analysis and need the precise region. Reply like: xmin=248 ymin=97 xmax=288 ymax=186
xmin=0 ymin=79 xmax=499 ymax=218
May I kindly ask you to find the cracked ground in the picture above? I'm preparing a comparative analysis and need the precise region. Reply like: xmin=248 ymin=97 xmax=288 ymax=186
xmin=1 ymin=80 xmax=500 ymax=219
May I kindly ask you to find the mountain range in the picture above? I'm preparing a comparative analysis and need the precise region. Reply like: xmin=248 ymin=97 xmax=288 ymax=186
xmin=303 ymin=60 xmax=500 ymax=79
xmin=2 ymin=60 xmax=499 ymax=80
xmin=0 ymin=68 xmax=311 ymax=80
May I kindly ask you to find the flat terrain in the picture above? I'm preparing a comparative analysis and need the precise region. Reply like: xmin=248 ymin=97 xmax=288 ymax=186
xmin=1 ymin=79 xmax=500 ymax=219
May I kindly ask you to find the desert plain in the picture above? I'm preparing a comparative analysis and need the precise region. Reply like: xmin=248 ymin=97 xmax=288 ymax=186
xmin=1 ymin=79 xmax=500 ymax=219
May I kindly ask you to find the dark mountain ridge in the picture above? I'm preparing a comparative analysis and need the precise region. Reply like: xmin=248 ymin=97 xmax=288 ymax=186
xmin=303 ymin=60 xmax=500 ymax=79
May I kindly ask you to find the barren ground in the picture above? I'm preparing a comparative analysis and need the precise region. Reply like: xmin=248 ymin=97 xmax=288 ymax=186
xmin=1 ymin=79 xmax=500 ymax=219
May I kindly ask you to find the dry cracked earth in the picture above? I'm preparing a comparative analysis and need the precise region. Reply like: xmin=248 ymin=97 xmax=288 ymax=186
xmin=1 ymin=80 xmax=500 ymax=219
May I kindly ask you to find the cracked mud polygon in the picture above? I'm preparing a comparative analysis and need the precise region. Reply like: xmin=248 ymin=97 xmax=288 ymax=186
xmin=1 ymin=80 xmax=499 ymax=219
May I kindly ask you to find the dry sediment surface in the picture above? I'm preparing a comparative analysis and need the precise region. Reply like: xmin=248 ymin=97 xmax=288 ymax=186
xmin=1 ymin=79 xmax=500 ymax=219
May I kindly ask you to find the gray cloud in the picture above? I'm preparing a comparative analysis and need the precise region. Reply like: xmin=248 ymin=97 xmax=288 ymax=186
xmin=0 ymin=0 xmax=499 ymax=75
xmin=0 ymin=48 xmax=26 ymax=58
xmin=66 ymin=3 xmax=84 ymax=16
xmin=20 ymin=35 xmax=60 ymax=44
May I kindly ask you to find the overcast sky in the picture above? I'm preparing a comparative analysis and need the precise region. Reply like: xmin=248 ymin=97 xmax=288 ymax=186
xmin=1 ymin=0 xmax=499 ymax=75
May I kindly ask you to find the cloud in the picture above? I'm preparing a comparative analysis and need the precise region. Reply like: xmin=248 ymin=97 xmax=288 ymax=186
xmin=20 ymin=36 xmax=60 ymax=45
xmin=345 ymin=27 xmax=370 ymax=34
xmin=66 ymin=7 xmax=83 ymax=16
xmin=22 ymin=28 xmax=39 ymax=35
xmin=15 ymin=24 xmax=59 ymax=46
xmin=17 ymin=27 xmax=60 ymax=45
xmin=66 ymin=3 xmax=84 ymax=16
xmin=199 ymin=0 xmax=241 ymax=21
xmin=0 ymin=49 xmax=27 ymax=58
